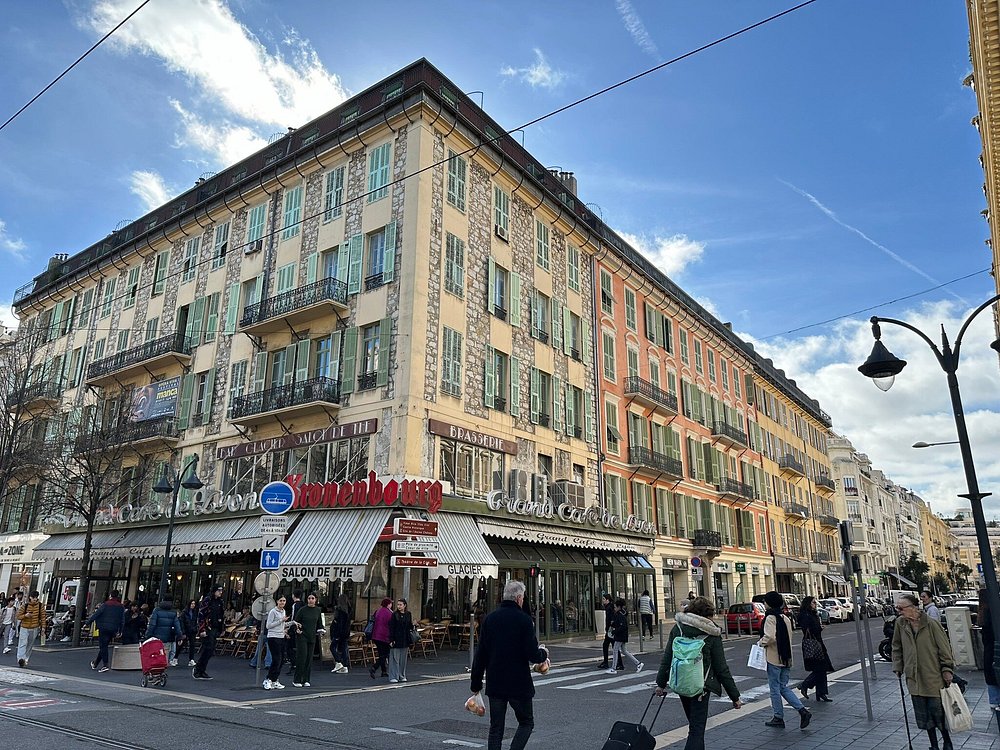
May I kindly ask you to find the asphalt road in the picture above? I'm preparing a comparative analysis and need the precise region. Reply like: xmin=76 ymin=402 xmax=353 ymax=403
xmin=0 ymin=617 xmax=888 ymax=749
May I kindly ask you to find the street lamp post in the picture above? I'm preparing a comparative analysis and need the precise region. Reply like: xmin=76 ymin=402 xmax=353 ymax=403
xmin=858 ymin=294 xmax=1000 ymax=714
xmin=152 ymin=455 xmax=204 ymax=601
xmin=912 ymin=441 xmax=961 ymax=449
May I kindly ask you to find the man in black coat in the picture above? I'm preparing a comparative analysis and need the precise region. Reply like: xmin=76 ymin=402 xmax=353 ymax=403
xmin=598 ymin=593 xmax=616 ymax=669
xmin=194 ymin=586 xmax=225 ymax=680
xmin=471 ymin=580 xmax=548 ymax=750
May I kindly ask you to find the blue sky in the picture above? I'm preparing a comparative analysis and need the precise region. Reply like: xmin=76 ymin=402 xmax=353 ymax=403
xmin=1 ymin=0 xmax=998 ymax=517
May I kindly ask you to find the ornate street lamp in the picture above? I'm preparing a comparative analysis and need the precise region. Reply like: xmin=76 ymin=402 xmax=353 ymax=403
xmin=153 ymin=455 xmax=203 ymax=601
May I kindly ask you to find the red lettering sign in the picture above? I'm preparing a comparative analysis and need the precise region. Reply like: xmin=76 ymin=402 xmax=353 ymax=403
xmin=287 ymin=471 xmax=442 ymax=513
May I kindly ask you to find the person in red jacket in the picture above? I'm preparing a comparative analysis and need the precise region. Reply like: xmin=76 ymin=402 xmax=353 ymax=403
xmin=368 ymin=598 xmax=393 ymax=680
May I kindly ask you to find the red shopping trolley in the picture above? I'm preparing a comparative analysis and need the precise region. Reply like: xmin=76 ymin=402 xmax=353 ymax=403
xmin=139 ymin=637 xmax=169 ymax=688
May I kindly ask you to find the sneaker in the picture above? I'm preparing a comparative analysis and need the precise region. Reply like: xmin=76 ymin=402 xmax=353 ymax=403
xmin=389 ymin=678 xmax=398 ymax=683
xmin=605 ymin=668 xmax=616 ymax=675
xmin=90 ymin=660 xmax=97 ymax=670
xmin=98 ymin=666 xmax=110 ymax=673
xmin=61 ymin=636 xmax=70 ymax=642
xmin=272 ymin=681 xmax=285 ymax=690
xmin=400 ymin=677 xmax=407 ymax=682
xmin=193 ymin=672 xmax=213 ymax=680
xmin=292 ymin=682 xmax=303 ymax=687
xmin=304 ymin=682 xmax=311 ymax=687
xmin=169 ymin=658 xmax=178 ymax=667
xmin=335 ymin=665 xmax=349 ymax=674
xmin=263 ymin=679 xmax=272 ymax=690
xmin=597 ymin=662 xmax=608 ymax=670
xmin=764 ymin=717 xmax=785 ymax=728
xmin=799 ymin=708 xmax=812 ymax=729
xmin=2 ymin=647 xmax=9 ymax=654
xmin=635 ymin=662 xmax=644 ymax=673
xmin=188 ymin=660 xmax=196 ymax=667
xmin=333 ymin=662 xmax=344 ymax=672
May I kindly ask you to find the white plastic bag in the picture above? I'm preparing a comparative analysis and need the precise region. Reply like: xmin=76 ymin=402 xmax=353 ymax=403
xmin=465 ymin=692 xmax=486 ymax=717
xmin=747 ymin=643 xmax=767 ymax=671
xmin=941 ymin=683 xmax=974 ymax=733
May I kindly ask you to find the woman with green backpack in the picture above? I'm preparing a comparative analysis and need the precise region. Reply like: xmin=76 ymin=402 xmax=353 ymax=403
xmin=655 ymin=596 xmax=742 ymax=750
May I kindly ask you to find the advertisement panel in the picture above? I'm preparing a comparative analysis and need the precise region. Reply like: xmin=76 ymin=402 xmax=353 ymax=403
xmin=131 ymin=377 xmax=180 ymax=422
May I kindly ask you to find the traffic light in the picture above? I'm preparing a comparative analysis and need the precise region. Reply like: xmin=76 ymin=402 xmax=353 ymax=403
xmin=528 ymin=565 xmax=541 ymax=578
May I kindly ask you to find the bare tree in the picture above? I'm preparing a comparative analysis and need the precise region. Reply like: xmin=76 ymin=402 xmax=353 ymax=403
xmin=39 ymin=388 xmax=153 ymax=646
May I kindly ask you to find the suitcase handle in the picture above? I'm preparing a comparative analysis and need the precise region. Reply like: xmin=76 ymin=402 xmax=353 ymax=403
xmin=638 ymin=691 xmax=667 ymax=730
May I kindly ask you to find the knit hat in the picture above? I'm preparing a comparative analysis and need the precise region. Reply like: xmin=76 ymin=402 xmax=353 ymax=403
xmin=763 ymin=591 xmax=784 ymax=610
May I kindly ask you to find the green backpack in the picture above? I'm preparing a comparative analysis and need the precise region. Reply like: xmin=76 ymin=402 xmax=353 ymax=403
xmin=668 ymin=625 xmax=708 ymax=697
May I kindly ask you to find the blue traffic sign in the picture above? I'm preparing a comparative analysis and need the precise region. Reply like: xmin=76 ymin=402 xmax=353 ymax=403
xmin=261 ymin=550 xmax=281 ymax=570
xmin=259 ymin=481 xmax=295 ymax=515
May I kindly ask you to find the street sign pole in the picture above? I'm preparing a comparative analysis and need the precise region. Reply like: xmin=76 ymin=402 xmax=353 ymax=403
xmin=841 ymin=520 xmax=874 ymax=722
xmin=254 ymin=584 xmax=271 ymax=690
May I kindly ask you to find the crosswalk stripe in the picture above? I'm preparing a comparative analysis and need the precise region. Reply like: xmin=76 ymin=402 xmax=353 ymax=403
xmin=559 ymin=672 xmax=651 ymax=690
xmin=533 ymin=668 xmax=599 ymax=686
xmin=608 ymin=681 xmax=659 ymax=694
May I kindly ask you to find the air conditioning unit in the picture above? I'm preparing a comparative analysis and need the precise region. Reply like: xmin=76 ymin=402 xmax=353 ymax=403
xmin=245 ymin=239 xmax=263 ymax=255
xmin=553 ymin=480 xmax=585 ymax=508
xmin=495 ymin=225 xmax=509 ymax=241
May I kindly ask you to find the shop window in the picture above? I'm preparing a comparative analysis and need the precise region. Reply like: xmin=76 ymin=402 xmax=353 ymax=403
xmin=438 ymin=439 xmax=504 ymax=498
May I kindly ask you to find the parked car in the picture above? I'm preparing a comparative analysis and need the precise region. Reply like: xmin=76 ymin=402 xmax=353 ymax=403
xmin=751 ymin=593 xmax=801 ymax=627
xmin=816 ymin=603 xmax=831 ymax=624
xmin=726 ymin=602 xmax=766 ymax=635
xmin=834 ymin=596 xmax=855 ymax=621
xmin=819 ymin=598 xmax=848 ymax=622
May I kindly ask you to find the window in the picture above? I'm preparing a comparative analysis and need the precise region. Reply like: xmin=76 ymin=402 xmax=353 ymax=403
xmin=733 ymin=365 xmax=742 ymax=398
xmin=99 ymin=278 xmax=116 ymax=319
xmin=360 ymin=322 xmax=381 ymax=378
xmin=679 ymin=328 xmax=689 ymax=365
xmin=152 ymin=251 xmax=169 ymax=297
xmin=117 ymin=329 xmax=130 ymax=352
xmin=447 ymin=150 xmax=466 ymax=210
xmin=323 ymin=166 xmax=346 ymax=221
xmin=441 ymin=327 xmax=463 ymax=396
xmin=627 ymin=347 xmax=639 ymax=379
xmin=720 ymin=358 xmax=729 ymax=391
xmin=181 ymin=238 xmax=199 ymax=283
xmin=439 ymin=440 xmax=504 ymax=499
xmin=531 ymin=290 xmax=550 ymax=341
xmin=193 ymin=371 xmax=211 ymax=422
xmin=600 ymin=269 xmax=614 ymax=314
xmin=228 ymin=360 xmax=247 ymax=415
xmin=93 ymin=338 xmax=106 ymax=362
xmin=246 ymin=203 xmax=266 ymax=252
xmin=145 ymin=317 xmax=159 ymax=342
xmin=211 ymin=221 xmax=230 ymax=269
xmin=493 ymin=185 xmax=509 ymax=240
xmin=604 ymin=474 xmax=624 ymax=518
xmin=529 ymin=367 xmax=552 ymax=426
xmin=491 ymin=262 xmax=509 ymax=317
xmin=565 ymin=384 xmax=583 ymax=437
xmin=313 ymin=337 xmax=332 ymax=379
xmin=631 ymin=482 xmax=652 ymax=523
xmin=535 ymin=220 xmax=550 ymax=270
xmin=204 ymin=292 xmax=220 ymax=343
xmin=367 ymin=142 xmax=391 ymax=202
xmin=276 ymin=263 xmax=296 ymax=294
xmin=602 ymin=331 xmax=616 ymax=381
xmin=124 ymin=267 xmax=140 ymax=308
xmin=707 ymin=350 xmax=716 ymax=382
xmin=281 ymin=185 xmax=303 ymax=240
xmin=624 ymin=288 xmax=637 ymax=331
xmin=605 ymin=400 xmax=620 ymax=454
xmin=366 ymin=228 xmax=387 ymax=288
xmin=79 ymin=288 xmax=94 ymax=327
xmin=484 ymin=347 xmax=508 ymax=411
xmin=694 ymin=339 xmax=703 ymax=373
xmin=270 ymin=349 xmax=287 ymax=387
xmin=567 ymin=311 xmax=582 ymax=359
xmin=566 ymin=244 xmax=580 ymax=293
xmin=321 ymin=246 xmax=340 ymax=280
xmin=241 ymin=276 xmax=262 ymax=318
xmin=444 ymin=233 xmax=465 ymax=297
xmin=67 ymin=346 xmax=85 ymax=388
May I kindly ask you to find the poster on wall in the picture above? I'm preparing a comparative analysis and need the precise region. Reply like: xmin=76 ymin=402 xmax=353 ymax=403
xmin=131 ymin=377 xmax=180 ymax=422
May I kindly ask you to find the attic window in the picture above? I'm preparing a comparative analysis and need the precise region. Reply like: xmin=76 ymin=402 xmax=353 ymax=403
xmin=439 ymin=86 xmax=457 ymax=108
xmin=147 ymin=218 xmax=158 ymax=230
xmin=301 ymin=128 xmax=320 ymax=146
xmin=485 ymin=125 xmax=501 ymax=143
xmin=264 ymin=150 xmax=281 ymax=166
xmin=230 ymin=168 xmax=247 ymax=185
xmin=382 ymin=80 xmax=404 ymax=101
xmin=341 ymin=107 xmax=359 ymax=125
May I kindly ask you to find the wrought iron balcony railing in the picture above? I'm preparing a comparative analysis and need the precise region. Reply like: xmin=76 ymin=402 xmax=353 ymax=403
xmin=6 ymin=380 xmax=62 ymax=409
xmin=74 ymin=417 xmax=179 ymax=453
xmin=694 ymin=529 xmax=722 ymax=550
xmin=87 ymin=333 xmax=192 ymax=381
xmin=818 ymin=514 xmax=840 ymax=528
xmin=778 ymin=455 xmax=805 ymax=475
xmin=229 ymin=377 xmax=340 ymax=421
xmin=711 ymin=421 xmax=747 ymax=447
xmin=783 ymin=501 xmax=810 ymax=518
xmin=623 ymin=376 xmax=678 ymax=413
xmin=815 ymin=475 xmax=836 ymax=491
xmin=717 ymin=476 xmax=757 ymax=500
xmin=627 ymin=446 xmax=683 ymax=477
xmin=240 ymin=277 xmax=348 ymax=329
xmin=811 ymin=552 xmax=832 ymax=563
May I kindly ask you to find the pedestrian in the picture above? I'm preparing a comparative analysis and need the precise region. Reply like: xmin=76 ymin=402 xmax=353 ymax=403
xmin=470 ymin=580 xmax=549 ymax=750
xmin=979 ymin=589 xmax=999 ymax=709
xmin=292 ymin=592 xmax=323 ymax=687
xmin=638 ymin=589 xmax=655 ymax=639
xmin=368 ymin=597 xmax=393 ymax=680
xmin=144 ymin=595 xmax=182 ymax=666
xmin=655 ymin=596 xmax=742 ymax=750
xmin=8 ymin=591 xmax=24 ymax=648
xmin=15 ymin=591 xmax=43 ymax=668
xmin=84 ymin=590 xmax=125 ymax=673
xmin=597 ymin=593 xmax=615 ymax=670
xmin=53 ymin=605 xmax=77 ymax=642
xmin=0 ymin=598 xmax=15 ymax=651
xmin=193 ymin=585 xmax=225 ymax=680
xmin=605 ymin=598 xmax=643 ymax=675
xmin=121 ymin=603 xmax=148 ymax=644
xmin=388 ymin=598 xmax=413 ymax=683
xmin=683 ymin=590 xmax=696 ymax=612
xmin=285 ymin=589 xmax=303 ymax=675
xmin=920 ymin=591 xmax=942 ymax=623
xmin=892 ymin=592 xmax=956 ymax=750
xmin=759 ymin=590 xmax=811 ymax=729
xmin=330 ymin=593 xmax=352 ymax=674
xmin=181 ymin=599 xmax=199 ymax=667
xmin=796 ymin=596 xmax=833 ymax=702
xmin=263 ymin=594 xmax=288 ymax=690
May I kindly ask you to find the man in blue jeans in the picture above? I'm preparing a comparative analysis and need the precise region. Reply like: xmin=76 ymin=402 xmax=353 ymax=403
xmin=85 ymin=590 xmax=125 ymax=673
xmin=471 ymin=580 xmax=549 ymax=750
xmin=758 ymin=591 xmax=811 ymax=729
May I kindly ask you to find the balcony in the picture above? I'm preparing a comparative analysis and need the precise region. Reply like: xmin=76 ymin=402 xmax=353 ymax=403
xmin=74 ymin=417 xmax=179 ymax=453
xmin=627 ymin=446 xmax=683 ymax=478
xmin=6 ymin=380 xmax=62 ymax=411
xmin=845 ymin=486 xmax=859 ymax=496
xmin=623 ymin=376 xmax=678 ymax=416
xmin=229 ymin=377 xmax=340 ymax=427
xmin=716 ymin=476 xmax=757 ymax=502
xmin=811 ymin=552 xmax=832 ymax=563
xmin=778 ymin=454 xmax=805 ymax=477
xmin=693 ymin=529 xmax=722 ymax=552
xmin=815 ymin=475 xmax=836 ymax=493
xmin=86 ymin=333 xmax=192 ymax=385
xmin=818 ymin=514 xmax=840 ymax=528
xmin=240 ymin=277 xmax=348 ymax=335
xmin=783 ymin=502 xmax=810 ymax=519
xmin=711 ymin=421 xmax=747 ymax=448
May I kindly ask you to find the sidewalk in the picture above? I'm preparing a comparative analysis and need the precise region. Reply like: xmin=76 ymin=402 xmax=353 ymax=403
xmin=656 ymin=660 xmax=1000 ymax=750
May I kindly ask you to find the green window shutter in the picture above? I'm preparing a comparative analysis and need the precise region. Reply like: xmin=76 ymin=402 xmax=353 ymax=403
xmin=50 ymin=302 xmax=64 ymax=340
xmin=177 ymin=374 xmax=195 ymax=429
xmin=328 ymin=330 xmax=342 ymax=384
xmin=509 ymin=272 xmax=521 ymax=327
xmin=201 ymin=368 xmax=216 ymax=425
xmin=377 ymin=317 xmax=391 ymax=387
xmin=562 ymin=307 xmax=572 ymax=355
xmin=484 ymin=346 xmax=495 ymax=408
xmin=585 ymin=393 xmax=595 ymax=443
xmin=252 ymin=351 xmax=267 ymax=393
xmin=305 ymin=253 xmax=318 ymax=285
xmin=253 ymin=275 xmax=264 ymax=307
xmin=551 ymin=300 xmax=562 ymax=351
xmin=204 ymin=293 xmax=220 ymax=343
xmin=382 ymin=220 xmax=396 ymax=283
xmin=190 ymin=296 xmax=206 ymax=346
xmin=296 ymin=339 xmax=311 ymax=382
xmin=336 ymin=242 xmax=351 ymax=282
xmin=486 ymin=258 xmax=496 ymax=312
xmin=282 ymin=344 xmax=297 ymax=385
xmin=340 ymin=328 xmax=358 ymax=394
xmin=277 ymin=263 xmax=296 ymax=293
xmin=564 ymin=383 xmax=574 ymax=434
xmin=509 ymin=356 xmax=520 ymax=417
xmin=347 ymin=234 xmax=364 ymax=294
xmin=529 ymin=368 xmax=540 ymax=424
xmin=552 ymin=376 xmax=563 ymax=432
xmin=582 ymin=320 xmax=591 ymax=360
xmin=224 ymin=283 xmax=240 ymax=334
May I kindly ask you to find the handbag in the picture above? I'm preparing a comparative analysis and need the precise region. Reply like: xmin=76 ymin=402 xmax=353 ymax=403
xmin=802 ymin=633 xmax=823 ymax=662
xmin=747 ymin=643 xmax=767 ymax=671
xmin=408 ymin=627 xmax=421 ymax=646
xmin=363 ymin=614 xmax=375 ymax=642
xmin=941 ymin=682 xmax=974 ymax=733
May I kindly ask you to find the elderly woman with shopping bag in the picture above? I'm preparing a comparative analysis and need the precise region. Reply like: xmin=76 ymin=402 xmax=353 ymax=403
xmin=892 ymin=593 xmax=961 ymax=750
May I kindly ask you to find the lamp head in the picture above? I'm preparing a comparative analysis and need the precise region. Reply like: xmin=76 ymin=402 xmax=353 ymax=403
xmin=180 ymin=455 xmax=203 ymax=491
xmin=912 ymin=441 xmax=932 ymax=449
xmin=858 ymin=338 xmax=906 ymax=391
xmin=991 ymin=337 xmax=1000 ymax=354
xmin=152 ymin=469 xmax=172 ymax=495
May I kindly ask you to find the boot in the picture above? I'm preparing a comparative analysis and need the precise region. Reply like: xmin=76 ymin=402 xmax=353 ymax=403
xmin=764 ymin=717 xmax=785 ymax=728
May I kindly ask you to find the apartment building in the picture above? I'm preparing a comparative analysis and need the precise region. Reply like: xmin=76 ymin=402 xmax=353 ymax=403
xmin=895 ymin=487 xmax=925 ymax=566
xmin=919 ymin=501 xmax=958 ymax=589
xmin=948 ymin=509 xmax=999 ymax=589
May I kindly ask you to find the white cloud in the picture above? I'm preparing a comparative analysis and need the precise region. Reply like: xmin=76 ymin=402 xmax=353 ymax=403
xmin=618 ymin=230 xmax=705 ymax=276
xmin=128 ymin=170 xmax=176 ymax=213
xmin=0 ymin=219 xmax=26 ymax=260
xmin=0 ymin=303 xmax=18 ymax=330
xmin=500 ymin=49 xmax=566 ymax=90
xmin=170 ymin=99 xmax=268 ymax=166
xmin=615 ymin=0 xmax=660 ymax=59
xmin=744 ymin=300 xmax=1000 ymax=519
xmin=80 ymin=0 xmax=348 ymax=166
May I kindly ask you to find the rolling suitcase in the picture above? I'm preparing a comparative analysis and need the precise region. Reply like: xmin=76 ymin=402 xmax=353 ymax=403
xmin=601 ymin=693 xmax=665 ymax=750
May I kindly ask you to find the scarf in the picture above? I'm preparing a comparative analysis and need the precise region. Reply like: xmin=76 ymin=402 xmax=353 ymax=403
xmin=767 ymin=608 xmax=792 ymax=666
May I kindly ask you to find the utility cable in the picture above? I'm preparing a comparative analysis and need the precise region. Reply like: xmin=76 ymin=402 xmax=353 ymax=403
xmin=0 ymin=0 xmax=152 ymax=133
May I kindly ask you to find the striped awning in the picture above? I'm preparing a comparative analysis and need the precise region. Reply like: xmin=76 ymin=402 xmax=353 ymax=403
xmin=278 ymin=508 xmax=392 ymax=582
xmin=34 ymin=529 xmax=132 ymax=561
xmin=413 ymin=512 xmax=498 ymax=579
xmin=476 ymin=518 xmax=654 ymax=556
xmin=169 ymin=515 xmax=283 ymax=557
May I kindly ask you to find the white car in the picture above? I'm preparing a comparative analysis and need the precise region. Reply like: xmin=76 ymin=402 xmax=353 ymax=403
xmin=819 ymin=599 xmax=848 ymax=622
xmin=835 ymin=596 xmax=855 ymax=621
